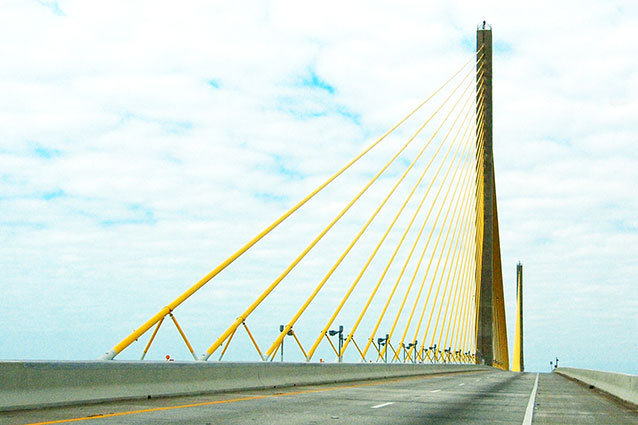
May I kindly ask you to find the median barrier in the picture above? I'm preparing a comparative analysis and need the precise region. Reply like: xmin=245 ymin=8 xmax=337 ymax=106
xmin=0 ymin=361 xmax=490 ymax=411
xmin=555 ymin=367 xmax=637 ymax=406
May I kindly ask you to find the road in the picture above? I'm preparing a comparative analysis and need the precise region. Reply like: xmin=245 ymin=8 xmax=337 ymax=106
xmin=1 ymin=370 xmax=635 ymax=425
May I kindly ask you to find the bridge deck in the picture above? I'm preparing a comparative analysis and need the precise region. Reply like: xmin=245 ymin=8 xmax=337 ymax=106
xmin=534 ymin=372 xmax=636 ymax=424
xmin=1 ymin=370 xmax=635 ymax=425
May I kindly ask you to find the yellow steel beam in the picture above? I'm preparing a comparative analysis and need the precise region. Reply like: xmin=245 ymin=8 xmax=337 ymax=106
xmin=446 ymin=207 xmax=475 ymax=355
xmin=218 ymin=326 xmax=237 ymax=361
xmin=454 ymin=107 xmax=484 ymax=358
xmin=365 ymin=132 xmax=473 ymax=360
xmin=350 ymin=336 xmax=367 ymax=362
xmin=491 ymin=178 xmax=509 ymax=369
xmin=448 ymin=218 xmax=475 ymax=354
xmin=469 ymin=110 xmax=486 ymax=360
xmin=242 ymin=321 xmax=263 ymax=359
xmin=290 ymin=331 xmax=308 ymax=359
xmin=140 ymin=317 xmax=163 ymax=360
xmin=440 ymin=152 xmax=480 ymax=355
xmin=169 ymin=313 xmax=197 ymax=361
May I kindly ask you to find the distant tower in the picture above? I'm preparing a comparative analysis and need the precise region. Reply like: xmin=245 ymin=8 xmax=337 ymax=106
xmin=512 ymin=262 xmax=524 ymax=371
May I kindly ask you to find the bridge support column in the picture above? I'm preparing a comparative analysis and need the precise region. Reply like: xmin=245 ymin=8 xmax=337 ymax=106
xmin=512 ymin=262 xmax=524 ymax=371
xmin=475 ymin=23 xmax=494 ymax=366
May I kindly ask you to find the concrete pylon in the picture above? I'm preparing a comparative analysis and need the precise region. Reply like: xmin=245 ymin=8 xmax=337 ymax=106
xmin=475 ymin=23 xmax=494 ymax=366
xmin=512 ymin=262 xmax=524 ymax=372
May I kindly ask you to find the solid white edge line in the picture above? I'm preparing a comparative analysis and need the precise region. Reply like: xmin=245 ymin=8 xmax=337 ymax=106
xmin=459 ymin=383 xmax=465 ymax=386
xmin=371 ymin=402 xmax=394 ymax=409
xmin=430 ymin=389 xmax=441 ymax=393
xmin=522 ymin=373 xmax=540 ymax=425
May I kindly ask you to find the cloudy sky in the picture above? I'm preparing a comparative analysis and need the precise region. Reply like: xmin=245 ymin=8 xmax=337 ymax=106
xmin=1 ymin=1 xmax=636 ymax=374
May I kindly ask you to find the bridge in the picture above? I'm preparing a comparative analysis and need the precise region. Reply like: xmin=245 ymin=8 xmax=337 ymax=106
xmin=99 ymin=24 xmax=507 ymax=369
xmin=1 ymin=24 xmax=636 ymax=425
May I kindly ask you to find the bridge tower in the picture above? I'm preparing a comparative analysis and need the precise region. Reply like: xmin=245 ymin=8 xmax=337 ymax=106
xmin=512 ymin=262 xmax=524 ymax=371
xmin=475 ymin=22 xmax=507 ymax=367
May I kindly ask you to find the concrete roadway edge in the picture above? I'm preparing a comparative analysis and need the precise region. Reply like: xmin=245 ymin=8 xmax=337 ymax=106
xmin=553 ymin=369 xmax=638 ymax=411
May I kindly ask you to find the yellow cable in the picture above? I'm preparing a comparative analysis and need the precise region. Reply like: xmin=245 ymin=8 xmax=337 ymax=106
xmin=438 ymin=98 xmax=485 ymax=353
xmin=449 ymin=210 xmax=476 ymax=354
xmin=398 ymin=115 xmax=479 ymax=362
xmin=422 ymin=145 xmax=477 ymax=349
xmin=367 ymin=89 xmax=481 ymax=361
xmin=356 ymin=83 xmax=478 ymax=360
xmin=433 ymin=176 xmax=475 ymax=351
xmin=463 ymin=111 xmax=486 ymax=356
xmin=409 ymin=121 xmax=478 ymax=352
xmin=390 ymin=106 xmax=481 ymax=359
xmin=397 ymin=121 xmax=477 ymax=362
xmin=263 ymin=67 xmax=478 ymax=360
xmin=102 ymin=53 xmax=482 ymax=360
xmin=401 ymin=97 xmax=483 ymax=355
xmin=333 ymin=79 xmax=478 ymax=360
xmin=377 ymin=103 xmax=479 ymax=361
xmin=305 ymin=82 xmax=475 ymax=361
xmin=437 ymin=184 xmax=476 ymax=351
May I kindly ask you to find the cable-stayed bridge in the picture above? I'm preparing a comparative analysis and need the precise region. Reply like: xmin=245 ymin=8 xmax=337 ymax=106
xmin=100 ymin=26 xmax=509 ymax=371
xmin=1 ymin=24 xmax=635 ymax=425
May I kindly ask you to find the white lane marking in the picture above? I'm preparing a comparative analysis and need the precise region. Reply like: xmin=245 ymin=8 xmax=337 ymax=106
xmin=522 ymin=373 xmax=540 ymax=425
xmin=430 ymin=389 xmax=441 ymax=393
xmin=371 ymin=402 xmax=394 ymax=409
xmin=459 ymin=383 xmax=465 ymax=386
xmin=475 ymin=378 xmax=480 ymax=382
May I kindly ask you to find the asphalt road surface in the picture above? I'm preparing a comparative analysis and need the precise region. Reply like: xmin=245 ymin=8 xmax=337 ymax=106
xmin=2 ymin=370 xmax=636 ymax=425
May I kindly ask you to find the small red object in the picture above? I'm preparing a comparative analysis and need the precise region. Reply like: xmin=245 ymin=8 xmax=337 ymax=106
xmin=165 ymin=354 xmax=170 ymax=360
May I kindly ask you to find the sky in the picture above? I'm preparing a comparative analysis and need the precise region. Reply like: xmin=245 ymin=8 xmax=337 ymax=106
xmin=1 ymin=1 xmax=637 ymax=374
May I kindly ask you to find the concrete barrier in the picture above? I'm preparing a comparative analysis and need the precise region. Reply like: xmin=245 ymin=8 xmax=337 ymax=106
xmin=555 ymin=367 xmax=638 ymax=406
xmin=0 ymin=361 xmax=491 ymax=411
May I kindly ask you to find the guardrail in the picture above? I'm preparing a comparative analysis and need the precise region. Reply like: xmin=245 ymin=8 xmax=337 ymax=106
xmin=0 ymin=361 xmax=490 ymax=411
xmin=555 ymin=367 xmax=637 ymax=406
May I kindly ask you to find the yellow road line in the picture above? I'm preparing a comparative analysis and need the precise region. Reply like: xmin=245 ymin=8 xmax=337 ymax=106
xmin=20 ymin=371 xmax=483 ymax=425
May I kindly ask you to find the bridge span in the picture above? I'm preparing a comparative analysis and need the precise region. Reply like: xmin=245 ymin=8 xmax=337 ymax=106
xmin=1 ymin=369 xmax=636 ymax=425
